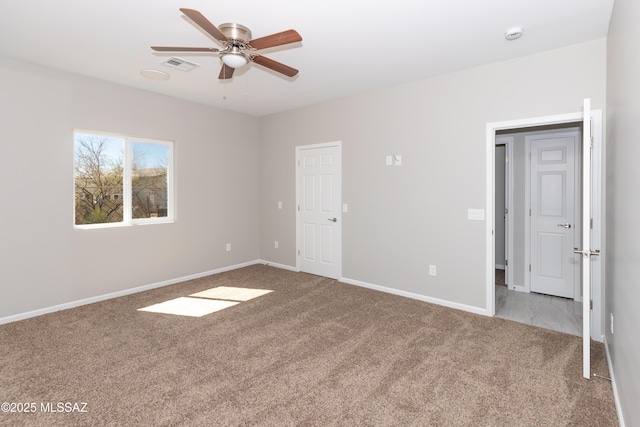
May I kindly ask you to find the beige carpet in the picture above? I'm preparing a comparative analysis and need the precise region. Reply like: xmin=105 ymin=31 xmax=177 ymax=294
xmin=0 ymin=265 xmax=617 ymax=426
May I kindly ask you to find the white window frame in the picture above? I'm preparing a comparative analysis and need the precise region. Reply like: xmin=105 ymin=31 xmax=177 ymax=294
xmin=74 ymin=130 xmax=175 ymax=229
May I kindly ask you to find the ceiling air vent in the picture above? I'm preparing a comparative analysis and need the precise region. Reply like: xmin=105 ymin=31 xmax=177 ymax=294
xmin=161 ymin=57 xmax=199 ymax=72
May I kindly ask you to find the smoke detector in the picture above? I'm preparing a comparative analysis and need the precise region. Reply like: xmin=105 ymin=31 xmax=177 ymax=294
xmin=140 ymin=68 xmax=170 ymax=81
xmin=504 ymin=27 xmax=524 ymax=41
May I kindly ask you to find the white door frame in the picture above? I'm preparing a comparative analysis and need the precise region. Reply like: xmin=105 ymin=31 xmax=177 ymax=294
xmin=496 ymin=136 xmax=515 ymax=287
xmin=295 ymin=141 xmax=343 ymax=279
xmin=505 ymin=140 xmax=514 ymax=288
xmin=485 ymin=110 xmax=603 ymax=341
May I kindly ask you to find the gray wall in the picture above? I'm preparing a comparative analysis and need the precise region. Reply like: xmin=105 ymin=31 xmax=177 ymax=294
xmin=606 ymin=0 xmax=640 ymax=424
xmin=259 ymin=39 xmax=606 ymax=310
xmin=0 ymin=57 xmax=260 ymax=319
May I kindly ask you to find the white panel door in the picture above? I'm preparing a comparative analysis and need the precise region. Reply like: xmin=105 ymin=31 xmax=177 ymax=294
xmin=297 ymin=143 xmax=341 ymax=279
xmin=529 ymin=133 xmax=578 ymax=298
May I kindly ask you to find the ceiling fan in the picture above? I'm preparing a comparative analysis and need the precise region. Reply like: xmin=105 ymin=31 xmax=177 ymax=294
xmin=151 ymin=8 xmax=302 ymax=79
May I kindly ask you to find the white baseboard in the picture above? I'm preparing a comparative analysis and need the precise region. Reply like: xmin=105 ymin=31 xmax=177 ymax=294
xmin=0 ymin=260 xmax=263 ymax=326
xmin=340 ymin=276 xmax=488 ymax=316
xmin=257 ymin=260 xmax=299 ymax=272
xmin=603 ymin=335 xmax=626 ymax=427
xmin=495 ymin=265 xmax=505 ymax=270
xmin=258 ymin=267 xmax=488 ymax=317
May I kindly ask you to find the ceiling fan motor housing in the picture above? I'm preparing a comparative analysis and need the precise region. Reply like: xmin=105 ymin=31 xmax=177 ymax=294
xmin=219 ymin=23 xmax=252 ymax=43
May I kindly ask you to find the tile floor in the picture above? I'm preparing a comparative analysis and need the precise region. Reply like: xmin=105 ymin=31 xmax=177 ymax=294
xmin=495 ymin=284 xmax=583 ymax=336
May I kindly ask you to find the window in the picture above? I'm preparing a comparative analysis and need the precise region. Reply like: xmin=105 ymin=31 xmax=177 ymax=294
xmin=74 ymin=131 xmax=174 ymax=227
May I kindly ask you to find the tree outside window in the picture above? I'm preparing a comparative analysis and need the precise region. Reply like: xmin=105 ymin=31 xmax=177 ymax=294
xmin=74 ymin=132 xmax=173 ymax=227
xmin=132 ymin=141 xmax=169 ymax=220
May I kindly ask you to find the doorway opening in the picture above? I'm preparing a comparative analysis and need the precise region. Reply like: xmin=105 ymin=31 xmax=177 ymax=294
xmin=485 ymin=109 xmax=603 ymax=342
xmin=495 ymin=123 xmax=583 ymax=335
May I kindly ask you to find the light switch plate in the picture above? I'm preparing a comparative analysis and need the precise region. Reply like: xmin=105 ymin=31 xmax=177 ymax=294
xmin=467 ymin=209 xmax=485 ymax=221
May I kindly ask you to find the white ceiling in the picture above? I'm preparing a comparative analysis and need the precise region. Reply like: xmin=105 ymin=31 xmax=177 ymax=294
xmin=0 ymin=0 xmax=614 ymax=117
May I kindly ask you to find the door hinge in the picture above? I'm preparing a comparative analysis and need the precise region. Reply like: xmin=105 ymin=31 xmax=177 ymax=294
xmin=529 ymin=208 xmax=531 ymax=217
xmin=297 ymin=249 xmax=300 ymax=256
xmin=297 ymin=205 xmax=300 ymax=211
xmin=590 ymin=218 xmax=593 ymax=229
xmin=590 ymin=136 xmax=594 ymax=149
xmin=297 ymin=160 xmax=301 ymax=167
xmin=590 ymin=299 xmax=593 ymax=310
xmin=529 ymin=264 xmax=531 ymax=272
xmin=505 ymin=259 xmax=508 ymax=267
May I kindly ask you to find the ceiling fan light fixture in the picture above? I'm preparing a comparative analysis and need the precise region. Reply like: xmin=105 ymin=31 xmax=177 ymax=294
xmin=221 ymin=49 xmax=249 ymax=69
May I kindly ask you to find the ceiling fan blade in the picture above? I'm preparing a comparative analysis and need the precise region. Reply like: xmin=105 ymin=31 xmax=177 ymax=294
xmin=218 ymin=64 xmax=235 ymax=79
xmin=252 ymin=55 xmax=299 ymax=77
xmin=248 ymin=30 xmax=302 ymax=50
xmin=180 ymin=8 xmax=228 ymax=43
xmin=151 ymin=46 xmax=219 ymax=52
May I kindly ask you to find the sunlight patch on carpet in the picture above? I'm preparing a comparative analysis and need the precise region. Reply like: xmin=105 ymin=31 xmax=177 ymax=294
xmin=138 ymin=297 xmax=239 ymax=317
xmin=138 ymin=287 xmax=273 ymax=318
xmin=190 ymin=286 xmax=273 ymax=301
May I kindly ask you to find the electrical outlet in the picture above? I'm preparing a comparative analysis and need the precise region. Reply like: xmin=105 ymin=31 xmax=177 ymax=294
xmin=274 ymin=240 xmax=279 ymax=249
xmin=429 ymin=265 xmax=437 ymax=276
xmin=226 ymin=243 xmax=231 ymax=252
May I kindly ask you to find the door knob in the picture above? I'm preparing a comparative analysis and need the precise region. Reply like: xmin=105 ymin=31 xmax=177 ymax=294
xmin=328 ymin=218 xmax=337 ymax=222
xmin=574 ymin=248 xmax=601 ymax=257
xmin=557 ymin=223 xmax=572 ymax=228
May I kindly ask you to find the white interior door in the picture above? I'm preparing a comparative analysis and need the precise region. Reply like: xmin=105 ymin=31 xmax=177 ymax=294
xmin=529 ymin=132 xmax=579 ymax=298
xmin=577 ymin=99 xmax=593 ymax=379
xmin=297 ymin=143 xmax=342 ymax=279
